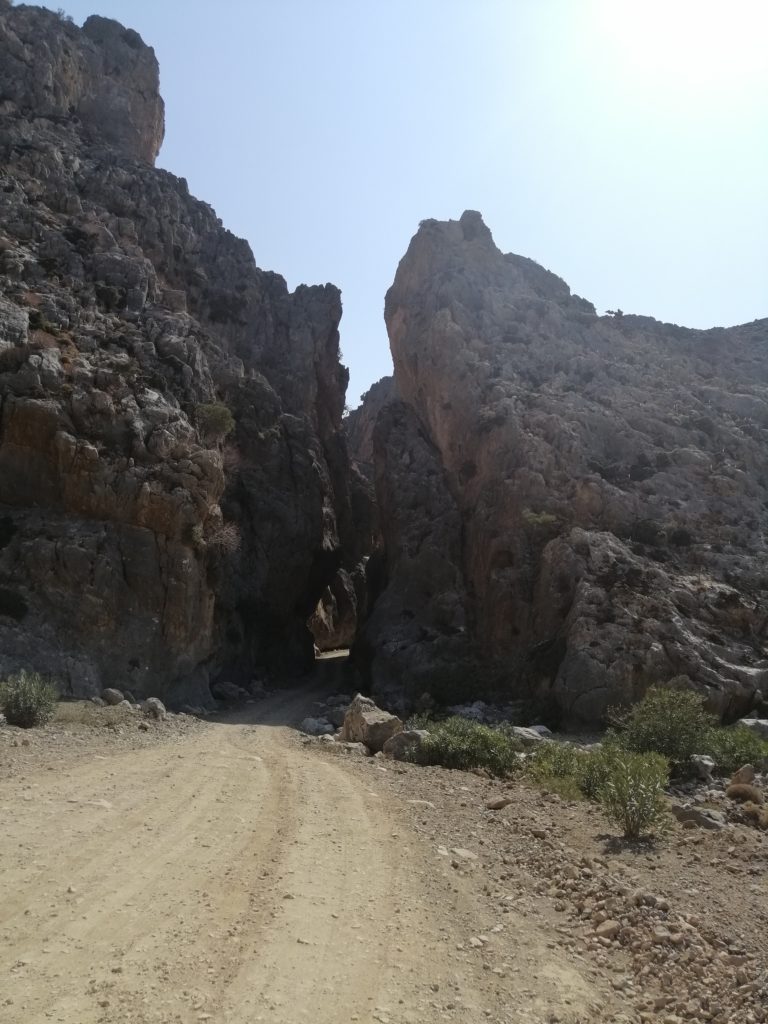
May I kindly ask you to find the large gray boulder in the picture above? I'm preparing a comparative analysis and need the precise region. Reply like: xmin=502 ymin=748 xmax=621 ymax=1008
xmin=339 ymin=694 xmax=403 ymax=753
xmin=101 ymin=688 xmax=125 ymax=706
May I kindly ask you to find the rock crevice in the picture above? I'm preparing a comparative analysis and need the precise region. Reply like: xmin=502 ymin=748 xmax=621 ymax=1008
xmin=0 ymin=5 xmax=354 ymax=702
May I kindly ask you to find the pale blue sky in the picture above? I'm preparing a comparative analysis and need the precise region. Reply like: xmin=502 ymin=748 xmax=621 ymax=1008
xmin=30 ymin=1 xmax=768 ymax=404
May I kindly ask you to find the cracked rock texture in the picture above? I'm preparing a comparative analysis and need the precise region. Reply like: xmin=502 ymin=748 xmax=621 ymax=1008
xmin=361 ymin=210 xmax=768 ymax=722
xmin=0 ymin=4 xmax=354 ymax=702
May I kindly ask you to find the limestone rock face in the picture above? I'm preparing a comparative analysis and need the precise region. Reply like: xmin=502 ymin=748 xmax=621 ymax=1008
xmin=0 ymin=5 xmax=353 ymax=702
xmin=345 ymin=375 xmax=397 ymax=472
xmin=367 ymin=210 xmax=768 ymax=722
xmin=0 ymin=8 xmax=164 ymax=163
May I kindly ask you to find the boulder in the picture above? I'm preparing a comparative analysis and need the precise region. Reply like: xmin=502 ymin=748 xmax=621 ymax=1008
xmin=691 ymin=754 xmax=716 ymax=783
xmin=382 ymin=729 xmax=430 ymax=764
xmin=670 ymin=803 xmax=727 ymax=830
xmin=485 ymin=795 xmax=513 ymax=810
xmin=339 ymin=694 xmax=403 ymax=753
xmin=142 ymin=697 xmax=166 ymax=720
xmin=211 ymin=681 xmax=247 ymax=703
xmin=325 ymin=706 xmax=347 ymax=729
xmin=737 ymin=719 xmax=768 ymax=740
xmin=511 ymin=726 xmax=548 ymax=747
xmin=101 ymin=688 xmax=125 ymax=706
xmin=731 ymin=764 xmax=756 ymax=785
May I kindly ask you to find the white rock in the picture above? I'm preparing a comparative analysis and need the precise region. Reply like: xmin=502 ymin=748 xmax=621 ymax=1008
xmin=691 ymin=754 xmax=715 ymax=782
xmin=512 ymin=726 xmax=547 ymax=746
xmin=339 ymin=694 xmax=403 ymax=752
xmin=738 ymin=719 xmax=768 ymax=740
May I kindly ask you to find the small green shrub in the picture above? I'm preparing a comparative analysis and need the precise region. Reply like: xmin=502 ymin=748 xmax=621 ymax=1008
xmin=521 ymin=508 xmax=560 ymax=529
xmin=526 ymin=741 xmax=585 ymax=783
xmin=613 ymin=687 xmax=713 ymax=766
xmin=703 ymin=726 xmax=768 ymax=775
xmin=599 ymin=750 xmax=669 ymax=839
xmin=525 ymin=740 xmax=621 ymax=801
xmin=577 ymin=743 xmax=622 ymax=800
xmin=405 ymin=711 xmax=434 ymax=731
xmin=196 ymin=402 xmax=235 ymax=442
xmin=0 ymin=670 xmax=58 ymax=728
xmin=420 ymin=716 xmax=523 ymax=777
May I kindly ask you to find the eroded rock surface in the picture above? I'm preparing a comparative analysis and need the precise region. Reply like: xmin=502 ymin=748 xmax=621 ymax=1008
xmin=0 ymin=5 xmax=353 ymax=702
xmin=364 ymin=210 xmax=768 ymax=721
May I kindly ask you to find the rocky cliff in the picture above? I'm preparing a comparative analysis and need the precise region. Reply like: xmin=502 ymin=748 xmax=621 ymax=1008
xmin=0 ymin=4 xmax=354 ymax=703
xmin=362 ymin=211 xmax=768 ymax=722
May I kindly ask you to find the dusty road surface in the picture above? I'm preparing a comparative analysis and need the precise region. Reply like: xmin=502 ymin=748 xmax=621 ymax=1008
xmin=1 ymin=692 xmax=615 ymax=1024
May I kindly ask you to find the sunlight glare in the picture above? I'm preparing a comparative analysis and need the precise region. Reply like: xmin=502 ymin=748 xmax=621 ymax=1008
xmin=591 ymin=0 xmax=768 ymax=92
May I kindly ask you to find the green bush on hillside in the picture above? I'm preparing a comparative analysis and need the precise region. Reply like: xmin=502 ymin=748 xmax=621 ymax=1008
xmin=703 ymin=725 xmax=768 ymax=775
xmin=0 ymin=670 xmax=58 ymax=728
xmin=611 ymin=687 xmax=713 ymax=765
xmin=419 ymin=716 xmax=523 ymax=777
xmin=195 ymin=402 xmax=235 ymax=442
xmin=525 ymin=739 xmax=625 ymax=801
xmin=599 ymin=749 xmax=670 ymax=839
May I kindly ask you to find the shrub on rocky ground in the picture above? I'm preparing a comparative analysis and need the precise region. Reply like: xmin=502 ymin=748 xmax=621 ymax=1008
xmin=741 ymin=801 xmax=768 ymax=829
xmin=419 ymin=716 xmax=523 ymax=777
xmin=703 ymin=725 xmax=768 ymax=775
xmin=599 ymin=749 xmax=670 ymax=839
xmin=611 ymin=687 xmax=713 ymax=766
xmin=526 ymin=739 xmax=624 ymax=801
xmin=525 ymin=740 xmax=586 ymax=799
xmin=725 ymin=782 xmax=764 ymax=804
xmin=195 ymin=401 xmax=235 ymax=442
xmin=0 ymin=670 xmax=58 ymax=728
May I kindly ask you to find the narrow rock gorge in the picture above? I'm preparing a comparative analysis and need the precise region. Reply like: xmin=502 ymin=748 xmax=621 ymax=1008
xmin=0 ymin=4 xmax=356 ymax=703
xmin=357 ymin=211 xmax=768 ymax=723
xmin=2 ymin=5 xmax=766 ymax=723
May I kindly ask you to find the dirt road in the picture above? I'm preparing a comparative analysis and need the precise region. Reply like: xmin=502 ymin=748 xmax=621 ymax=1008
xmin=1 ymin=692 xmax=610 ymax=1024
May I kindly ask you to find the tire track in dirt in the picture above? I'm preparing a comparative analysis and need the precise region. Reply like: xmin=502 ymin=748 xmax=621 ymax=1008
xmin=0 ymin=692 xmax=612 ymax=1024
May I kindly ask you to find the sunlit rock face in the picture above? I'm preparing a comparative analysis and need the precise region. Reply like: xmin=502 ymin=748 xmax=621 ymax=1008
xmin=0 ymin=4 xmax=354 ymax=702
xmin=365 ymin=209 xmax=768 ymax=722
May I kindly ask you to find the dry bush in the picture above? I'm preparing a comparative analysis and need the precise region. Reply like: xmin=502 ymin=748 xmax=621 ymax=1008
xmin=741 ymin=802 xmax=768 ymax=830
xmin=207 ymin=521 xmax=241 ymax=553
xmin=725 ymin=782 xmax=764 ymax=805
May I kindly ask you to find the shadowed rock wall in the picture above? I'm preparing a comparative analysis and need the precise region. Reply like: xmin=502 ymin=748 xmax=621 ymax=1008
xmin=0 ymin=5 xmax=353 ymax=702
xmin=363 ymin=211 xmax=768 ymax=722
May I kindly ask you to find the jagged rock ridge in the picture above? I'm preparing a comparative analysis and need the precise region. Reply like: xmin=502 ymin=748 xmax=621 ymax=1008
xmin=0 ymin=4 xmax=356 ymax=703
xmin=360 ymin=210 xmax=768 ymax=722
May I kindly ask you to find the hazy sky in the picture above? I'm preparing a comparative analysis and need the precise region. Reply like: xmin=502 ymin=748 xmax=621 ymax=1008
xmin=32 ymin=0 xmax=768 ymax=404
